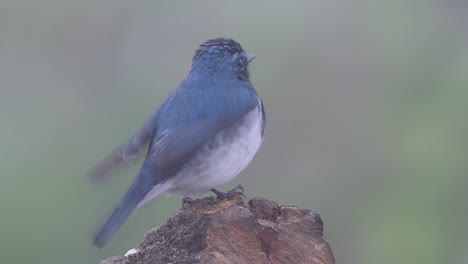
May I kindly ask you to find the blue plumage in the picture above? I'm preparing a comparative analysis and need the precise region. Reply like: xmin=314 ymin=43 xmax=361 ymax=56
xmin=90 ymin=38 xmax=265 ymax=248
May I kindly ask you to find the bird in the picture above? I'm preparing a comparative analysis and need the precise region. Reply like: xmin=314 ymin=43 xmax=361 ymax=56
xmin=90 ymin=38 xmax=266 ymax=248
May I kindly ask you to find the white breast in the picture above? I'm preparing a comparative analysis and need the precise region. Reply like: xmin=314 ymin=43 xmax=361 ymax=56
xmin=167 ymin=104 xmax=264 ymax=197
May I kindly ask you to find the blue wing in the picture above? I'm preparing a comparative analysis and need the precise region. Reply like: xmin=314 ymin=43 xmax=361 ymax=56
xmin=144 ymin=118 xmax=235 ymax=179
xmin=93 ymin=116 xmax=247 ymax=248
xmin=88 ymin=114 xmax=158 ymax=182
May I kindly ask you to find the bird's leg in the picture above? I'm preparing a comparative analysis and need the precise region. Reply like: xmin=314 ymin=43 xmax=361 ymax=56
xmin=210 ymin=189 xmax=224 ymax=197
xmin=227 ymin=184 xmax=245 ymax=197
xmin=182 ymin=197 xmax=194 ymax=209
xmin=211 ymin=184 xmax=245 ymax=199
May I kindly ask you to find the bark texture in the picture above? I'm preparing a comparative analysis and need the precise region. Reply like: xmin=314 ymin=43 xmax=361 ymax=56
xmin=99 ymin=194 xmax=335 ymax=264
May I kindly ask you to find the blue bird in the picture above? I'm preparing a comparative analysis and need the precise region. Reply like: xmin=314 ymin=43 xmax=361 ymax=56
xmin=90 ymin=38 xmax=265 ymax=248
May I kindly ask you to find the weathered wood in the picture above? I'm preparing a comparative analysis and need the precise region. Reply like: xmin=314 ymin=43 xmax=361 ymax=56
xmin=100 ymin=194 xmax=335 ymax=264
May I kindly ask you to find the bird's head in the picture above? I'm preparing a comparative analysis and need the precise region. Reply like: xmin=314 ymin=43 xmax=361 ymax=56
xmin=191 ymin=38 xmax=255 ymax=81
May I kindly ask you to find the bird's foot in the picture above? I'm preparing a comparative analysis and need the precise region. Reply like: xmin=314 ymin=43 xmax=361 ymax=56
xmin=182 ymin=197 xmax=194 ymax=209
xmin=211 ymin=184 xmax=245 ymax=199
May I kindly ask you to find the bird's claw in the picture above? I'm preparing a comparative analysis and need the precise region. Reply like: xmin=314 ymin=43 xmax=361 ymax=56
xmin=211 ymin=184 xmax=245 ymax=199
xmin=182 ymin=197 xmax=193 ymax=209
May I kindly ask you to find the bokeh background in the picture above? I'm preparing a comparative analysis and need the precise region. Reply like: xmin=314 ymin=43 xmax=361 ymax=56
xmin=1 ymin=0 xmax=467 ymax=263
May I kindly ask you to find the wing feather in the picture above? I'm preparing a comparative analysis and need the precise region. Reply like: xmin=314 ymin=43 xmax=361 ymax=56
xmin=88 ymin=116 xmax=157 ymax=182
xmin=144 ymin=118 xmax=232 ymax=179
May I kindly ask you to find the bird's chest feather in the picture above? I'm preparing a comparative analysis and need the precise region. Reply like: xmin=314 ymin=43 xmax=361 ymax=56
xmin=168 ymin=104 xmax=264 ymax=196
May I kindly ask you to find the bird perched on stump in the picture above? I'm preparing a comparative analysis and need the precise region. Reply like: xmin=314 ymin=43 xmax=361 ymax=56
xmin=90 ymin=38 xmax=266 ymax=248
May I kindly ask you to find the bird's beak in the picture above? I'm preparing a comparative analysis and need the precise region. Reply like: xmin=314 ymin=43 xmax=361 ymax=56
xmin=247 ymin=54 xmax=256 ymax=63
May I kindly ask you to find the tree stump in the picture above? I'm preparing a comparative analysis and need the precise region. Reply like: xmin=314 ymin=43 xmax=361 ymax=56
xmin=99 ymin=194 xmax=335 ymax=264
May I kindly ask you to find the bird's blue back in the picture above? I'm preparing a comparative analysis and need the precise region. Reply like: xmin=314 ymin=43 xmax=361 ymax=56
xmin=154 ymin=76 xmax=260 ymax=140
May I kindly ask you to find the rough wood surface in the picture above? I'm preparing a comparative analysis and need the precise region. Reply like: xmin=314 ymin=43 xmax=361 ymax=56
xmin=99 ymin=194 xmax=335 ymax=264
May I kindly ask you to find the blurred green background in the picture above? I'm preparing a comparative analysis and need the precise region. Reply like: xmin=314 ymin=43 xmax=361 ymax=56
xmin=1 ymin=0 xmax=467 ymax=263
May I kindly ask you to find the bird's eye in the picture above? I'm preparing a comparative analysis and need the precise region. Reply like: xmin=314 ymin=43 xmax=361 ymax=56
xmin=237 ymin=58 xmax=244 ymax=67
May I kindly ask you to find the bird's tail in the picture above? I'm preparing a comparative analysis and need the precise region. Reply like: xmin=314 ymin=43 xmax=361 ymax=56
xmin=93 ymin=170 xmax=153 ymax=248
